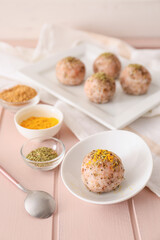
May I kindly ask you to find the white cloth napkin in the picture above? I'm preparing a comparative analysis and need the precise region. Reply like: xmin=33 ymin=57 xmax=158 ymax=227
xmin=0 ymin=24 xmax=160 ymax=197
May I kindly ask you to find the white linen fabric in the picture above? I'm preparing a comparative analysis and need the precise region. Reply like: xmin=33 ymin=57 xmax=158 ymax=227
xmin=0 ymin=24 xmax=160 ymax=196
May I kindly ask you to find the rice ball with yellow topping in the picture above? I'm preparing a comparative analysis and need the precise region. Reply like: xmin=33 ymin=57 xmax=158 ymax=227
xmin=81 ymin=149 xmax=125 ymax=193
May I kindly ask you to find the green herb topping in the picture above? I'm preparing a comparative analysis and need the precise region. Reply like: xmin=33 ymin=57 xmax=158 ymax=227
xmin=93 ymin=72 xmax=114 ymax=83
xmin=100 ymin=52 xmax=114 ymax=58
xmin=128 ymin=64 xmax=143 ymax=71
xmin=64 ymin=56 xmax=79 ymax=63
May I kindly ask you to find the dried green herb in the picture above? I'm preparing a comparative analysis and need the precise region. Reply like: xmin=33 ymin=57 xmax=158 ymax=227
xmin=26 ymin=147 xmax=58 ymax=167
xmin=100 ymin=52 xmax=114 ymax=58
xmin=64 ymin=56 xmax=79 ymax=63
xmin=128 ymin=64 xmax=142 ymax=71
xmin=93 ymin=72 xmax=114 ymax=83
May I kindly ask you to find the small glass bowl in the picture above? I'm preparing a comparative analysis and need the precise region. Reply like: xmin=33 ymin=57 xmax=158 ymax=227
xmin=20 ymin=137 xmax=65 ymax=171
xmin=0 ymin=83 xmax=40 ymax=113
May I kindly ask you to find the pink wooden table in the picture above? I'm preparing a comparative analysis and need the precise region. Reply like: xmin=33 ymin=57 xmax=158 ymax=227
xmin=0 ymin=40 xmax=160 ymax=240
xmin=1 ymin=106 xmax=160 ymax=240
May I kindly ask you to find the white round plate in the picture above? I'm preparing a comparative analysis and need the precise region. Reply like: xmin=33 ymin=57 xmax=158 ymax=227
xmin=61 ymin=130 xmax=153 ymax=204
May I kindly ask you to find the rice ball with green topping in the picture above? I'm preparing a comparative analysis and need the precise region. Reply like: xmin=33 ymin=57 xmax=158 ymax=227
xmin=93 ymin=52 xmax=121 ymax=79
xmin=120 ymin=64 xmax=152 ymax=95
xmin=84 ymin=72 xmax=115 ymax=104
xmin=56 ymin=56 xmax=85 ymax=86
xmin=81 ymin=149 xmax=125 ymax=193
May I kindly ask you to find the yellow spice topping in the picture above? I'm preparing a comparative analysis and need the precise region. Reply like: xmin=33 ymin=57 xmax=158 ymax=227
xmin=86 ymin=149 xmax=120 ymax=169
xmin=20 ymin=116 xmax=59 ymax=130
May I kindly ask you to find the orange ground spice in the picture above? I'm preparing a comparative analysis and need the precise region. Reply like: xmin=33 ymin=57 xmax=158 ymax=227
xmin=20 ymin=116 xmax=59 ymax=129
xmin=0 ymin=85 xmax=37 ymax=103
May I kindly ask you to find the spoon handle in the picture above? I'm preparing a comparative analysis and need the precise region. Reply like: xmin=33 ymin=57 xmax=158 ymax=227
xmin=0 ymin=165 xmax=28 ymax=193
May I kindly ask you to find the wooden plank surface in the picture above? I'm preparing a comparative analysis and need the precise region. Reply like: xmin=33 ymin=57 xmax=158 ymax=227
xmin=57 ymin=181 xmax=135 ymax=240
xmin=0 ymin=108 xmax=54 ymax=240
xmin=0 ymin=108 xmax=136 ymax=240
xmin=133 ymin=188 xmax=160 ymax=240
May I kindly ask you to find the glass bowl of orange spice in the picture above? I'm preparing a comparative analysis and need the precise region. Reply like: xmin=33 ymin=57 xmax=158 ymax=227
xmin=0 ymin=83 xmax=40 ymax=113
xmin=14 ymin=104 xmax=63 ymax=139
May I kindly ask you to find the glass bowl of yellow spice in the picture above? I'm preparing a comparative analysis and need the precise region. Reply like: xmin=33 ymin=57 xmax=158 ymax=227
xmin=0 ymin=83 xmax=40 ymax=113
xmin=14 ymin=104 xmax=63 ymax=139
xmin=21 ymin=137 xmax=65 ymax=170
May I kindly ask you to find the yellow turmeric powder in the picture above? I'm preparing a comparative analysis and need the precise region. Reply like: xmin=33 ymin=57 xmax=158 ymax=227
xmin=20 ymin=116 xmax=59 ymax=129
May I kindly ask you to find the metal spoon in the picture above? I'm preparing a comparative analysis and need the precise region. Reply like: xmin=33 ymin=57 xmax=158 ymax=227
xmin=0 ymin=165 xmax=56 ymax=219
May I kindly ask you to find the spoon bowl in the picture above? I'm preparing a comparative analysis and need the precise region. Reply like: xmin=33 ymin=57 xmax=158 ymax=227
xmin=24 ymin=191 xmax=56 ymax=219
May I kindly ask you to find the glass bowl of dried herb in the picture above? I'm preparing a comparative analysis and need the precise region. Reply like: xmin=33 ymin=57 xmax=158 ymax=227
xmin=20 ymin=137 xmax=65 ymax=170
xmin=0 ymin=83 xmax=40 ymax=113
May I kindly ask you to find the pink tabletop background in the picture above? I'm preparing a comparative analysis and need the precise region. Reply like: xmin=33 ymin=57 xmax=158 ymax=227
xmin=0 ymin=106 xmax=160 ymax=240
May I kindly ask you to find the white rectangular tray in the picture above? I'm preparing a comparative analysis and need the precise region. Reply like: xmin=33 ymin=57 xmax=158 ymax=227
xmin=20 ymin=43 xmax=160 ymax=129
